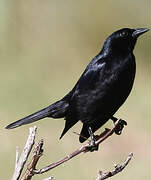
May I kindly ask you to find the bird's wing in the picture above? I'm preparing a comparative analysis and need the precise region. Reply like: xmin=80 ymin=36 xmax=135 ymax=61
xmin=74 ymin=56 xmax=106 ymax=94
xmin=68 ymin=56 xmax=109 ymax=120
xmin=60 ymin=56 xmax=107 ymax=138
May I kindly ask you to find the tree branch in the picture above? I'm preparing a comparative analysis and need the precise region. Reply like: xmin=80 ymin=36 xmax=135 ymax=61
xmin=96 ymin=153 xmax=133 ymax=180
xmin=11 ymin=126 xmax=37 ymax=180
xmin=11 ymin=119 xmax=130 ymax=180
xmin=21 ymin=139 xmax=44 ymax=180
xmin=43 ymin=177 xmax=54 ymax=180
xmin=25 ymin=119 xmax=126 ymax=175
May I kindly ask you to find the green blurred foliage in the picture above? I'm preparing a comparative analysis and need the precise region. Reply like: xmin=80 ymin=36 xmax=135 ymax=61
xmin=0 ymin=0 xmax=151 ymax=179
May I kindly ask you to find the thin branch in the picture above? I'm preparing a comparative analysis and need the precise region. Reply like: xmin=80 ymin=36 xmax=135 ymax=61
xmin=43 ymin=177 xmax=54 ymax=180
xmin=11 ymin=126 xmax=37 ymax=180
xmin=21 ymin=139 xmax=44 ymax=180
xmin=33 ymin=119 xmax=125 ymax=174
xmin=96 ymin=153 xmax=133 ymax=180
xmin=11 ymin=119 xmax=128 ymax=180
xmin=15 ymin=147 xmax=19 ymax=170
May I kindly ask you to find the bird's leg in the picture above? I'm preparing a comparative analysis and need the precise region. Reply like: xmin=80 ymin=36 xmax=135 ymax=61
xmin=111 ymin=116 xmax=127 ymax=135
xmin=88 ymin=127 xmax=99 ymax=151
xmin=88 ymin=127 xmax=96 ymax=145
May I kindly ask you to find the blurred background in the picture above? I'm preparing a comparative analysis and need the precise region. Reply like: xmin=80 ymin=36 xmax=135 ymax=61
xmin=1 ymin=0 xmax=151 ymax=179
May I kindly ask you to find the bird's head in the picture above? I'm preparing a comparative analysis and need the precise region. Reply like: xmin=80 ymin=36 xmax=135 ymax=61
xmin=103 ymin=28 xmax=149 ymax=55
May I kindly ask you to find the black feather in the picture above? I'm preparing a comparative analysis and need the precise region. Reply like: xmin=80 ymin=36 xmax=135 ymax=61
xmin=6 ymin=28 xmax=149 ymax=143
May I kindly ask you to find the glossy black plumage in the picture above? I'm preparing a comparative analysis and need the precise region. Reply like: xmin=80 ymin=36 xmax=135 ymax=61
xmin=6 ymin=28 xmax=149 ymax=143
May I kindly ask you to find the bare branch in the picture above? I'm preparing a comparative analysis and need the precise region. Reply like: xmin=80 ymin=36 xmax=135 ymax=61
xmin=33 ymin=119 xmax=125 ymax=174
xmin=11 ymin=126 xmax=37 ymax=180
xmin=21 ymin=139 xmax=44 ymax=180
xmin=96 ymin=153 xmax=133 ymax=180
xmin=11 ymin=119 xmax=129 ymax=180
xmin=43 ymin=177 xmax=54 ymax=180
xmin=15 ymin=147 xmax=19 ymax=170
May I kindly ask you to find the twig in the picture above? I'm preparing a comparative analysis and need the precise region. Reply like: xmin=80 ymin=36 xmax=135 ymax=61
xmin=33 ymin=119 xmax=124 ymax=174
xmin=21 ymin=139 xmax=44 ymax=180
xmin=11 ymin=119 xmax=127 ymax=180
xmin=96 ymin=153 xmax=133 ymax=180
xmin=15 ymin=147 xmax=19 ymax=170
xmin=43 ymin=177 xmax=54 ymax=180
xmin=11 ymin=126 xmax=37 ymax=180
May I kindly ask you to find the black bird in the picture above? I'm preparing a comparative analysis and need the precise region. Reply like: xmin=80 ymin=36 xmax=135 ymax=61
xmin=6 ymin=28 xmax=149 ymax=143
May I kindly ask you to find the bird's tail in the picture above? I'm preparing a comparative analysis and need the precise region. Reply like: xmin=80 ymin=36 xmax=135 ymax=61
xmin=5 ymin=99 xmax=69 ymax=129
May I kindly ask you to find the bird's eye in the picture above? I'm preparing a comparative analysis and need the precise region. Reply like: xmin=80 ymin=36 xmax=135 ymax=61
xmin=120 ymin=31 xmax=128 ymax=37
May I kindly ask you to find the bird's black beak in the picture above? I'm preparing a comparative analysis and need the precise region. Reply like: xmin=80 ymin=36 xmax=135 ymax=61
xmin=132 ymin=28 xmax=150 ymax=38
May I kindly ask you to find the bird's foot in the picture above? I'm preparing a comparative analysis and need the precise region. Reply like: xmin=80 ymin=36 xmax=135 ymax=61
xmin=87 ymin=127 xmax=99 ymax=152
xmin=114 ymin=119 xmax=127 ymax=135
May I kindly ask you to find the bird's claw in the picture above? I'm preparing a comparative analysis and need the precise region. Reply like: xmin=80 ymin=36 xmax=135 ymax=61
xmin=87 ymin=144 xmax=99 ymax=152
xmin=115 ymin=119 xmax=127 ymax=135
